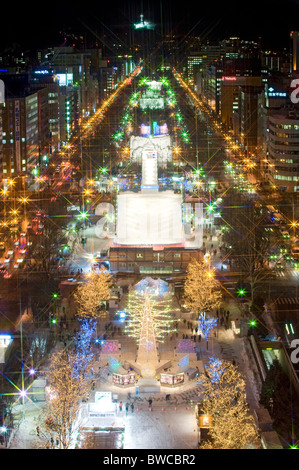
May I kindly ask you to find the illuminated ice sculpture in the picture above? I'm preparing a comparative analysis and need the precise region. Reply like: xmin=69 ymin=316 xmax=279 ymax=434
xmin=130 ymin=135 xmax=172 ymax=167
xmin=116 ymin=157 xmax=184 ymax=246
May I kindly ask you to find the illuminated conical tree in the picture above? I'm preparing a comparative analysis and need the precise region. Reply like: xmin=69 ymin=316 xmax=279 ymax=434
xmin=124 ymin=290 xmax=177 ymax=345
xmin=124 ymin=290 xmax=177 ymax=376
xmin=199 ymin=359 xmax=260 ymax=449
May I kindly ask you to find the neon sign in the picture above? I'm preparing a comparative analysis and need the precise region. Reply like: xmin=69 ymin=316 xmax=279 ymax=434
xmin=268 ymin=87 xmax=287 ymax=98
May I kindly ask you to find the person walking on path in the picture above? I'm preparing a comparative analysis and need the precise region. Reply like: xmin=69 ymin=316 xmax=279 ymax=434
xmin=131 ymin=403 xmax=134 ymax=413
xmin=119 ymin=401 xmax=123 ymax=412
xmin=125 ymin=402 xmax=129 ymax=414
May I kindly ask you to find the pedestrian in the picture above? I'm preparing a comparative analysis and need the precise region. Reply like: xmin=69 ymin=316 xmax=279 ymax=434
xmin=36 ymin=426 xmax=40 ymax=436
xmin=119 ymin=401 xmax=123 ymax=412
xmin=126 ymin=403 xmax=129 ymax=414
xmin=51 ymin=437 xmax=54 ymax=447
xmin=131 ymin=403 xmax=134 ymax=413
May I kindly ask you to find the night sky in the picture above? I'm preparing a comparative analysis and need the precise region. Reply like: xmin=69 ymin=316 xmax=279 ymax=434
xmin=1 ymin=0 xmax=299 ymax=51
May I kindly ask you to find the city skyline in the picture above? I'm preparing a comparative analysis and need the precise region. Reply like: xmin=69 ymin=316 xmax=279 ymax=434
xmin=2 ymin=0 xmax=299 ymax=51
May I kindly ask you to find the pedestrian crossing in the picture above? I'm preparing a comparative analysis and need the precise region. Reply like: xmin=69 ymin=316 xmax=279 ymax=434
xmin=274 ymin=297 xmax=299 ymax=305
xmin=276 ymin=269 xmax=299 ymax=278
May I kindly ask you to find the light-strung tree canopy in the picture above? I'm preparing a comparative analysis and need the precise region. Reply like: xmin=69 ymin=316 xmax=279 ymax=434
xmin=184 ymin=259 xmax=222 ymax=316
xmin=37 ymin=350 xmax=90 ymax=449
xmin=73 ymin=268 xmax=113 ymax=319
xmin=199 ymin=359 xmax=260 ymax=449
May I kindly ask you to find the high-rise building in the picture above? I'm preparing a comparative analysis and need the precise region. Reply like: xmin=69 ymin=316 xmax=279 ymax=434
xmin=237 ymin=85 xmax=264 ymax=154
xmin=265 ymin=107 xmax=299 ymax=192
xmin=0 ymin=72 xmax=60 ymax=177
xmin=30 ymin=71 xmax=60 ymax=153
xmin=290 ymin=31 xmax=299 ymax=72
xmin=221 ymin=76 xmax=262 ymax=129
xmin=2 ymin=90 xmax=39 ymax=176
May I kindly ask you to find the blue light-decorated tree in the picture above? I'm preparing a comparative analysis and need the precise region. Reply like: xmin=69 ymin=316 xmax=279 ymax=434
xmin=73 ymin=318 xmax=96 ymax=379
xmin=199 ymin=313 xmax=218 ymax=350
xmin=205 ymin=356 xmax=223 ymax=383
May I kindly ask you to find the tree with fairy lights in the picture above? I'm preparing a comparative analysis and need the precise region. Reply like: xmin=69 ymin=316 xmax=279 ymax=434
xmin=183 ymin=259 xmax=222 ymax=319
xmin=205 ymin=356 xmax=223 ymax=383
xmin=124 ymin=288 xmax=178 ymax=364
xmin=74 ymin=268 xmax=113 ymax=319
xmin=199 ymin=359 xmax=260 ymax=449
xmin=35 ymin=350 xmax=90 ymax=449
xmin=73 ymin=318 xmax=97 ymax=379
xmin=198 ymin=313 xmax=218 ymax=350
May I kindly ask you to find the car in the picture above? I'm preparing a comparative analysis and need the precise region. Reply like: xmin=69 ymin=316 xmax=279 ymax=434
xmin=0 ymin=242 xmax=5 ymax=251
xmin=4 ymin=258 xmax=11 ymax=264
xmin=7 ymin=250 xmax=14 ymax=256
xmin=3 ymin=272 xmax=12 ymax=278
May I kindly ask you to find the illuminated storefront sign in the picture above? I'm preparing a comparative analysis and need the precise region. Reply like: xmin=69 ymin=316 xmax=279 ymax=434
xmin=268 ymin=87 xmax=287 ymax=98
xmin=160 ymin=373 xmax=184 ymax=385
xmin=56 ymin=73 xmax=73 ymax=87
xmin=198 ymin=414 xmax=213 ymax=428
xmin=112 ymin=373 xmax=135 ymax=385
xmin=34 ymin=70 xmax=49 ymax=74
